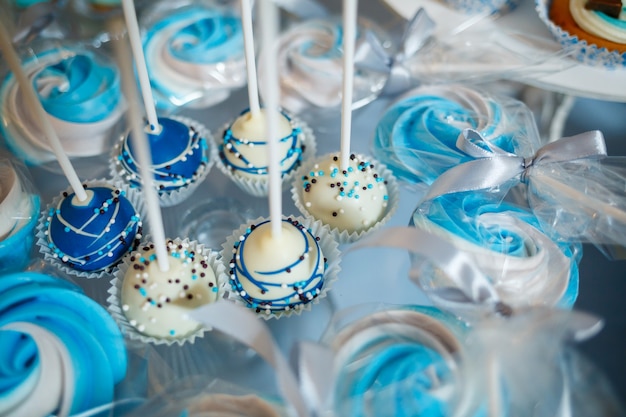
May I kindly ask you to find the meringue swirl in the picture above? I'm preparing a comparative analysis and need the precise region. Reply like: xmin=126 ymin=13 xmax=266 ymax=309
xmin=258 ymin=17 xmax=388 ymax=114
xmin=142 ymin=4 xmax=246 ymax=110
xmin=331 ymin=308 xmax=462 ymax=417
xmin=373 ymin=85 xmax=535 ymax=185
xmin=411 ymin=194 xmax=581 ymax=309
xmin=0 ymin=272 xmax=127 ymax=416
xmin=0 ymin=46 xmax=123 ymax=165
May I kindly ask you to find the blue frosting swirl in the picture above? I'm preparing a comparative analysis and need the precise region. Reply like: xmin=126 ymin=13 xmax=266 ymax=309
xmin=44 ymin=185 xmax=142 ymax=272
xmin=373 ymin=87 xmax=523 ymax=185
xmin=332 ymin=308 xmax=465 ymax=417
xmin=229 ymin=219 xmax=325 ymax=313
xmin=0 ymin=272 xmax=126 ymax=415
xmin=118 ymin=117 xmax=209 ymax=193
xmin=34 ymin=53 xmax=121 ymax=123
xmin=411 ymin=194 xmax=581 ymax=307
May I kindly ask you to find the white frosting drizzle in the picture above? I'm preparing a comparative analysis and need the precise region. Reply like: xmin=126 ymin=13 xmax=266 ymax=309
xmin=570 ymin=0 xmax=626 ymax=44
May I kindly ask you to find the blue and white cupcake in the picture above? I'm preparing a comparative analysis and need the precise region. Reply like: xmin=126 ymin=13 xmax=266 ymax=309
xmin=0 ymin=42 xmax=124 ymax=166
xmin=140 ymin=0 xmax=246 ymax=111
xmin=536 ymin=0 xmax=626 ymax=67
xmin=111 ymin=115 xmax=215 ymax=207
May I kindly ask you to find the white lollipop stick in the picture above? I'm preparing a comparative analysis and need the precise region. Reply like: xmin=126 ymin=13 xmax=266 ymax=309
xmin=260 ymin=0 xmax=282 ymax=238
xmin=0 ymin=24 xmax=87 ymax=202
xmin=241 ymin=0 xmax=260 ymax=116
xmin=121 ymin=0 xmax=161 ymax=134
xmin=114 ymin=20 xmax=170 ymax=272
xmin=340 ymin=0 xmax=357 ymax=170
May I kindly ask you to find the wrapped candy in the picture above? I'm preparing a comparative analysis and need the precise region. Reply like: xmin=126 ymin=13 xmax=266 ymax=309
xmin=372 ymin=84 xmax=540 ymax=187
xmin=422 ymin=128 xmax=626 ymax=259
xmin=257 ymin=14 xmax=390 ymax=118
xmin=357 ymin=5 xmax=574 ymax=93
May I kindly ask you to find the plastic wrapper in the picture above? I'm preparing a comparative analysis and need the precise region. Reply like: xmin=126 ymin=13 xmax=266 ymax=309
xmin=451 ymin=308 xmax=625 ymax=417
xmin=257 ymin=15 xmax=390 ymax=121
xmin=322 ymin=304 xmax=467 ymax=417
xmin=121 ymin=377 xmax=288 ymax=417
xmin=371 ymin=84 xmax=541 ymax=188
xmin=139 ymin=0 xmax=246 ymax=112
xmin=0 ymin=39 xmax=125 ymax=170
xmin=354 ymin=5 xmax=575 ymax=97
xmin=410 ymin=193 xmax=581 ymax=317
xmin=0 ymin=271 xmax=127 ymax=417
xmin=320 ymin=304 xmax=625 ymax=417
xmin=420 ymin=127 xmax=626 ymax=259
xmin=0 ymin=155 xmax=40 ymax=273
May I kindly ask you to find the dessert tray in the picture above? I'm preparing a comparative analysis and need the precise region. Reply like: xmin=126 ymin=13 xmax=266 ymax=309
xmin=385 ymin=0 xmax=626 ymax=102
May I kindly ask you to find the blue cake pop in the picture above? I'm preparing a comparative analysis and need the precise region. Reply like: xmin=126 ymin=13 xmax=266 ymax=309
xmin=39 ymin=182 xmax=143 ymax=275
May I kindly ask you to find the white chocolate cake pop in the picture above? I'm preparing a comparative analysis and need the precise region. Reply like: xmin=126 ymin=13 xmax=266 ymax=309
xmin=298 ymin=153 xmax=390 ymax=234
xmin=119 ymin=238 xmax=220 ymax=340
xmin=228 ymin=218 xmax=326 ymax=315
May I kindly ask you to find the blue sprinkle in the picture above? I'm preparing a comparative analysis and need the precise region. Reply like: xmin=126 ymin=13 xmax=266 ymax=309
xmin=169 ymin=330 xmax=175 ymax=336
xmin=64 ymin=227 xmax=70 ymax=232
xmin=139 ymin=288 xmax=147 ymax=296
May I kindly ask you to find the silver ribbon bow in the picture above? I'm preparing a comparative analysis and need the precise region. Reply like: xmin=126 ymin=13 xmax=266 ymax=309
xmin=355 ymin=7 xmax=435 ymax=95
xmin=422 ymin=128 xmax=607 ymax=202
xmin=351 ymin=226 xmax=512 ymax=316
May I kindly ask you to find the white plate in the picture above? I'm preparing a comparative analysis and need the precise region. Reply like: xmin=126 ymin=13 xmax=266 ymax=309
xmin=385 ymin=0 xmax=626 ymax=102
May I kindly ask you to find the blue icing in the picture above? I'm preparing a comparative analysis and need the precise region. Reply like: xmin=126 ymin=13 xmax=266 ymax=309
xmin=373 ymin=92 xmax=515 ymax=185
xmin=595 ymin=9 xmax=626 ymax=28
xmin=229 ymin=219 xmax=325 ymax=312
xmin=412 ymin=194 xmax=581 ymax=307
xmin=333 ymin=314 xmax=458 ymax=417
xmin=219 ymin=109 xmax=302 ymax=177
xmin=121 ymin=117 xmax=208 ymax=192
xmin=34 ymin=54 xmax=121 ymax=123
xmin=0 ymin=272 xmax=126 ymax=415
xmin=46 ymin=185 xmax=141 ymax=272
xmin=145 ymin=7 xmax=243 ymax=64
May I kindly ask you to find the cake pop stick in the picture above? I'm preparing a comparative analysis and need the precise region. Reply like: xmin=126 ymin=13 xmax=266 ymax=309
xmin=0 ymin=23 xmax=87 ymax=202
xmin=260 ymin=0 xmax=282 ymax=237
xmin=241 ymin=0 xmax=260 ymax=117
xmin=113 ymin=20 xmax=169 ymax=272
xmin=121 ymin=0 xmax=160 ymax=134
xmin=340 ymin=0 xmax=357 ymax=170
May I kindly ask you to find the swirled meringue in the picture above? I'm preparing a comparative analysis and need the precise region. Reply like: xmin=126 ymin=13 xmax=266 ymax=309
xmin=0 ymin=45 xmax=124 ymax=165
xmin=411 ymin=194 xmax=581 ymax=310
xmin=258 ymin=16 xmax=389 ymax=115
xmin=373 ymin=85 xmax=538 ymax=185
xmin=0 ymin=272 xmax=127 ymax=416
xmin=141 ymin=1 xmax=246 ymax=110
